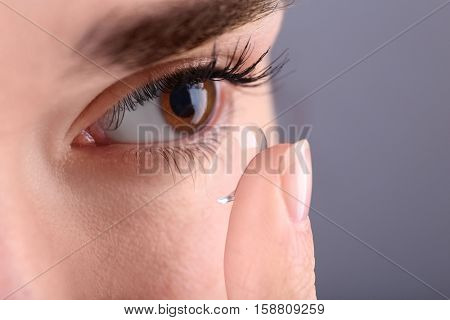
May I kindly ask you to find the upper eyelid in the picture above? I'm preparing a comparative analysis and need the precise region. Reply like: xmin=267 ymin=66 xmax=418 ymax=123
xmin=86 ymin=43 xmax=266 ymax=112
xmin=103 ymin=43 xmax=286 ymax=130
xmin=116 ymin=40 xmax=287 ymax=103
xmin=67 ymin=42 xmax=283 ymax=142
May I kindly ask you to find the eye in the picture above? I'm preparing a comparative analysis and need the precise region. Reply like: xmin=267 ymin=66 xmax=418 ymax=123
xmin=98 ymin=79 xmax=219 ymax=144
xmin=71 ymin=41 xmax=287 ymax=147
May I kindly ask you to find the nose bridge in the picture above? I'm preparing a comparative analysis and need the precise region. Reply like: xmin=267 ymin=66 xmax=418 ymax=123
xmin=0 ymin=141 xmax=22 ymax=218
xmin=0 ymin=142 xmax=31 ymax=298
xmin=0 ymin=135 xmax=82 ymax=299
xmin=0 ymin=139 xmax=27 ymax=214
xmin=0 ymin=140 xmax=57 ymax=299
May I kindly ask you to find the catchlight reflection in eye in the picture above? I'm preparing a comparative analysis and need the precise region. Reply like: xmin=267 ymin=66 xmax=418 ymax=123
xmin=103 ymin=80 xmax=218 ymax=143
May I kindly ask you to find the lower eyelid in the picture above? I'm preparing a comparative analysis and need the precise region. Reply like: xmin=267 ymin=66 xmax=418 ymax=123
xmin=135 ymin=82 xmax=236 ymax=174
xmin=70 ymin=85 xmax=239 ymax=180
xmin=68 ymin=124 xmax=228 ymax=178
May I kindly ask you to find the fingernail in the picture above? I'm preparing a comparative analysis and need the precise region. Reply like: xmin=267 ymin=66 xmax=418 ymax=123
xmin=280 ymin=139 xmax=312 ymax=222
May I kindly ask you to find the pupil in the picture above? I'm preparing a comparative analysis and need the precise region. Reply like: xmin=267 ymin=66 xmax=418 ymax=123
xmin=169 ymin=84 xmax=196 ymax=118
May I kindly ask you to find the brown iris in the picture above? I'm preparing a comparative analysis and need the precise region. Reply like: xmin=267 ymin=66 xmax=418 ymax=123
xmin=161 ymin=80 xmax=216 ymax=133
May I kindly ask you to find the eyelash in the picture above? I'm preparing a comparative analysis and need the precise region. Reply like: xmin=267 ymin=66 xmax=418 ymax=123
xmin=104 ymin=41 xmax=288 ymax=130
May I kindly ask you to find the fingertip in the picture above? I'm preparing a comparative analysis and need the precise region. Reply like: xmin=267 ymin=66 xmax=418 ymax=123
xmin=224 ymin=142 xmax=315 ymax=299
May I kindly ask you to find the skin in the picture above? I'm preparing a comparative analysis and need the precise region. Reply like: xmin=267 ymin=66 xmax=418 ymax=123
xmin=0 ymin=0 xmax=315 ymax=299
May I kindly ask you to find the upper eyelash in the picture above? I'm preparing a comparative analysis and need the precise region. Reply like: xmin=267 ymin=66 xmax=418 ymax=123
xmin=103 ymin=41 xmax=289 ymax=130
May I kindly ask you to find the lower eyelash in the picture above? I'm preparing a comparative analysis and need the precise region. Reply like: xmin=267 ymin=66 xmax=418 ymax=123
xmin=132 ymin=132 xmax=222 ymax=177
xmin=125 ymin=97 xmax=235 ymax=177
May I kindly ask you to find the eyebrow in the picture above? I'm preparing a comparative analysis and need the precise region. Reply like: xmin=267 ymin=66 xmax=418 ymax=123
xmin=77 ymin=0 xmax=290 ymax=69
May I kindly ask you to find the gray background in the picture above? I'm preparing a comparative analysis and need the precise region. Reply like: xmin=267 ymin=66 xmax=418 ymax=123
xmin=272 ymin=0 xmax=450 ymax=299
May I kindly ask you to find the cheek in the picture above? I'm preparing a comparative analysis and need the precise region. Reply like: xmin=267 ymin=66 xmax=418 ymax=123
xmin=3 ymin=142 xmax=232 ymax=298
xmin=58 ymin=174 xmax=231 ymax=299
xmin=87 ymin=191 xmax=231 ymax=299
